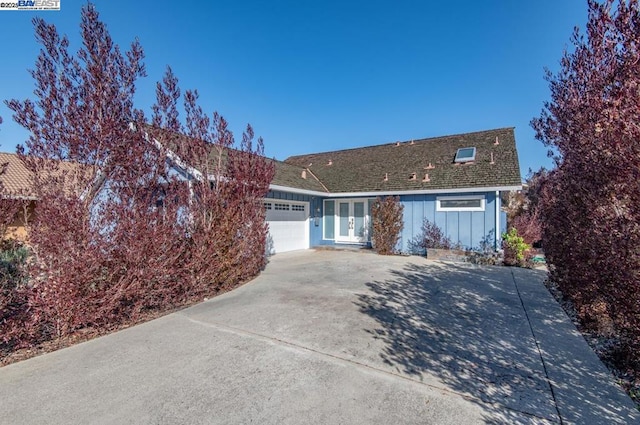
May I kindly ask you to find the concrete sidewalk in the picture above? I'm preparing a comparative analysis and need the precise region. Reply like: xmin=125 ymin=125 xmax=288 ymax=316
xmin=0 ymin=250 xmax=637 ymax=424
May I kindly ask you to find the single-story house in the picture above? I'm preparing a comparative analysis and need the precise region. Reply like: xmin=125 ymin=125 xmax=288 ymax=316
xmin=1 ymin=127 xmax=522 ymax=252
xmin=261 ymin=127 xmax=521 ymax=254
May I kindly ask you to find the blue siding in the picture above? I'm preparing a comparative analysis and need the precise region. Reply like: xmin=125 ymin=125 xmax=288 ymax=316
xmin=267 ymin=190 xmax=502 ymax=253
xmin=398 ymin=192 xmax=499 ymax=253
xmin=446 ymin=213 xmax=459 ymax=244
xmin=266 ymin=190 xmax=327 ymax=247
xmin=472 ymin=211 xmax=486 ymax=247
xmin=311 ymin=196 xmax=327 ymax=246
xmin=458 ymin=211 xmax=472 ymax=248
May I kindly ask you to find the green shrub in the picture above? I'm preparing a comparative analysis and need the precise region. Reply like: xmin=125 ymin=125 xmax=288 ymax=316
xmin=502 ymin=228 xmax=530 ymax=267
xmin=0 ymin=239 xmax=31 ymax=354
xmin=0 ymin=239 xmax=29 ymax=290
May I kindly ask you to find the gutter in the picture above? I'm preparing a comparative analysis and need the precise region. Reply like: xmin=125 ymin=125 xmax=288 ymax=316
xmin=496 ymin=190 xmax=501 ymax=251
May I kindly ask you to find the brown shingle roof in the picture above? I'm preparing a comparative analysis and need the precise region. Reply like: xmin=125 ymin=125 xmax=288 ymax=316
xmin=271 ymin=159 xmax=327 ymax=192
xmin=5 ymin=127 xmax=520 ymax=198
xmin=148 ymin=127 xmax=327 ymax=193
xmin=284 ymin=128 xmax=522 ymax=193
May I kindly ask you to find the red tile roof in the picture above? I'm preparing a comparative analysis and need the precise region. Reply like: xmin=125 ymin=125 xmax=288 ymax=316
xmin=0 ymin=153 xmax=35 ymax=198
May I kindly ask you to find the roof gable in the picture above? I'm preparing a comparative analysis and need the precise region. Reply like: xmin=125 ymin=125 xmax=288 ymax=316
xmin=284 ymin=128 xmax=522 ymax=193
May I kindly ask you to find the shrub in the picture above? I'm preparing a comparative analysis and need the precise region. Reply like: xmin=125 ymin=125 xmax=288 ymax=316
xmin=501 ymin=227 xmax=530 ymax=267
xmin=504 ymin=168 xmax=546 ymax=247
xmin=532 ymin=0 xmax=640 ymax=383
xmin=371 ymin=196 xmax=404 ymax=255
xmin=511 ymin=210 xmax=542 ymax=247
xmin=0 ymin=239 xmax=30 ymax=353
xmin=0 ymin=239 xmax=29 ymax=287
xmin=409 ymin=219 xmax=453 ymax=254
xmin=2 ymin=4 xmax=274 ymax=354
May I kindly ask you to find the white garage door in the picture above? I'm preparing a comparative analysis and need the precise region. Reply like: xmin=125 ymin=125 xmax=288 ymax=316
xmin=265 ymin=200 xmax=309 ymax=254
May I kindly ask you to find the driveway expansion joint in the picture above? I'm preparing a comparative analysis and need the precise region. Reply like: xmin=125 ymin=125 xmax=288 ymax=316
xmin=511 ymin=269 xmax=564 ymax=425
xmin=176 ymin=312 xmax=556 ymax=423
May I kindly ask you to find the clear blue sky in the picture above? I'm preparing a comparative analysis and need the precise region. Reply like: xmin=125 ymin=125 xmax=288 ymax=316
xmin=0 ymin=0 xmax=588 ymax=177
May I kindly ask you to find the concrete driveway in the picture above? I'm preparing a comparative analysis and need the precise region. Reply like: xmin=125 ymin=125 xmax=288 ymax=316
xmin=1 ymin=250 xmax=638 ymax=424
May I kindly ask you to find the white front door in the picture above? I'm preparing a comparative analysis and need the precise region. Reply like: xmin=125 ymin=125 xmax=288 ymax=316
xmin=336 ymin=200 xmax=368 ymax=243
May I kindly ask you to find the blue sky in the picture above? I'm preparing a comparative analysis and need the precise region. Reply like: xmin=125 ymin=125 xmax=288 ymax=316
xmin=0 ymin=0 xmax=588 ymax=177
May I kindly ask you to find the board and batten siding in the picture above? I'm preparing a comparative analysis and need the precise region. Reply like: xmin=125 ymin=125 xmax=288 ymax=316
xmin=399 ymin=192 xmax=499 ymax=253
xmin=265 ymin=190 xmax=326 ymax=247
xmin=266 ymin=191 xmax=312 ymax=203
xmin=265 ymin=190 xmax=503 ymax=252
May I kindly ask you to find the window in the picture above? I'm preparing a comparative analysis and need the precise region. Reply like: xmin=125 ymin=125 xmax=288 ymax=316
xmin=291 ymin=204 xmax=305 ymax=212
xmin=324 ymin=200 xmax=335 ymax=239
xmin=454 ymin=147 xmax=476 ymax=163
xmin=274 ymin=203 xmax=289 ymax=211
xmin=264 ymin=202 xmax=272 ymax=210
xmin=436 ymin=195 xmax=485 ymax=211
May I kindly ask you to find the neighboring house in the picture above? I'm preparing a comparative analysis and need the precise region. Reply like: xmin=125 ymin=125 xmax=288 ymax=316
xmin=0 ymin=152 xmax=37 ymax=240
xmin=0 ymin=153 xmax=96 ymax=241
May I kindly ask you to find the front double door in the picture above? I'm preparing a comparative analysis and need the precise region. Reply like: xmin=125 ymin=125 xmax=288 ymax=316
xmin=337 ymin=200 xmax=368 ymax=243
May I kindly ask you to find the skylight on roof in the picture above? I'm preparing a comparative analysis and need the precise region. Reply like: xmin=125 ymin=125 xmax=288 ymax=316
xmin=454 ymin=147 xmax=476 ymax=163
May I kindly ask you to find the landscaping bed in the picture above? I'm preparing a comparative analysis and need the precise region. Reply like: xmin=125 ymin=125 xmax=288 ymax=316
xmin=544 ymin=277 xmax=640 ymax=410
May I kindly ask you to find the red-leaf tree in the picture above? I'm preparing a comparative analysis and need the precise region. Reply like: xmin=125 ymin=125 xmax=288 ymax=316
xmin=504 ymin=168 xmax=546 ymax=246
xmin=150 ymin=67 xmax=275 ymax=295
xmin=5 ymin=3 xmax=185 ymax=339
xmin=0 ymin=115 xmax=32 ymax=352
xmin=532 ymin=0 xmax=640 ymax=373
xmin=2 ymin=2 xmax=274 ymax=353
xmin=0 ymin=115 xmax=24 ymax=237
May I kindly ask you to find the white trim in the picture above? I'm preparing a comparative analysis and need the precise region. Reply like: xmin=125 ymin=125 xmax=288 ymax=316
xmin=436 ymin=195 xmax=485 ymax=212
xmin=333 ymin=198 xmax=371 ymax=244
xmin=454 ymin=147 xmax=476 ymax=163
xmin=269 ymin=184 xmax=522 ymax=198
xmin=148 ymin=134 xmax=204 ymax=181
xmin=269 ymin=184 xmax=328 ymax=197
xmin=264 ymin=198 xmax=308 ymax=210
xmin=495 ymin=190 xmax=501 ymax=249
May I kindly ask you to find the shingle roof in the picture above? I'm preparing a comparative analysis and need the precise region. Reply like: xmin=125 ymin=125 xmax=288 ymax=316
xmin=0 ymin=153 xmax=96 ymax=199
xmin=4 ymin=128 xmax=521 ymax=199
xmin=284 ymin=128 xmax=522 ymax=193
xmin=148 ymin=126 xmax=327 ymax=193
xmin=270 ymin=159 xmax=327 ymax=192
xmin=0 ymin=153 xmax=35 ymax=197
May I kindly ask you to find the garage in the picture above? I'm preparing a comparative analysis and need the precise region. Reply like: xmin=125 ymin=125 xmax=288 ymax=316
xmin=265 ymin=200 xmax=309 ymax=254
